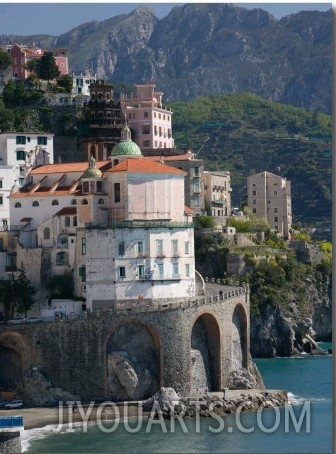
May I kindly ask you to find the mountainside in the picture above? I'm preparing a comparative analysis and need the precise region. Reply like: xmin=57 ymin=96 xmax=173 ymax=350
xmin=0 ymin=4 xmax=332 ymax=113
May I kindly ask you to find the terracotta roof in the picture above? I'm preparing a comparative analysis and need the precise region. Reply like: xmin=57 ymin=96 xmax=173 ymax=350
xmin=10 ymin=188 xmax=80 ymax=198
xmin=30 ymin=161 xmax=110 ymax=174
xmin=55 ymin=207 xmax=77 ymax=216
xmin=107 ymin=158 xmax=186 ymax=175
xmin=147 ymin=153 xmax=196 ymax=162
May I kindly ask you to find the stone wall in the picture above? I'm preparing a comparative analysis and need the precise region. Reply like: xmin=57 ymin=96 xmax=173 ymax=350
xmin=0 ymin=288 xmax=250 ymax=404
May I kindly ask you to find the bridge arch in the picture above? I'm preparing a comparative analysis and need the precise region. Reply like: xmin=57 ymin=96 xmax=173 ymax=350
xmin=104 ymin=319 xmax=161 ymax=401
xmin=189 ymin=310 xmax=221 ymax=393
xmin=0 ymin=331 xmax=34 ymax=392
xmin=231 ymin=304 xmax=248 ymax=370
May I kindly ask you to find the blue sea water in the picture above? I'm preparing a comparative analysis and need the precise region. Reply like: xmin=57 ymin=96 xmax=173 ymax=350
xmin=23 ymin=344 xmax=332 ymax=453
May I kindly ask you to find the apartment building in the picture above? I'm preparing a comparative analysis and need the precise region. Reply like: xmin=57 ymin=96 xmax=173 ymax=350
xmin=203 ymin=170 xmax=232 ymax=218
xmin=120 ymin=84 xmax=174 ymax=150
xmin=247 ymin=171 xmax=292 ymax=238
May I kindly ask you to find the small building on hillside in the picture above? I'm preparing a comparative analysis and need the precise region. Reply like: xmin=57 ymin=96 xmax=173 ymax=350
xmin=203 ymin=170 xmax=231 ymax=218
xmin=247 ymin=171 xmax=292 ymax=238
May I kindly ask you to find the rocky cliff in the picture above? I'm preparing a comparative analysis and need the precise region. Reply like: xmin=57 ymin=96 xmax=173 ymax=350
xmin=0 ymin=4 xmax=331 ymax=113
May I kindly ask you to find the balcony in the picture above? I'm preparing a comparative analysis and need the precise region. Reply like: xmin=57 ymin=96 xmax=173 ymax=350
xmin=88 ymin=220 xmax=194 ymax=229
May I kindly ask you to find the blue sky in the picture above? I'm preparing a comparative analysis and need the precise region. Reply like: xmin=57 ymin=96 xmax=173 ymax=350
xmin=0 ymin=2 xmax=332 ymax=36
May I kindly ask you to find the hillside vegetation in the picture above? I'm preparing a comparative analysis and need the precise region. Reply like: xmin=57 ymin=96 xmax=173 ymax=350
xmin=168 ymin=93 xmax=332 ymax=227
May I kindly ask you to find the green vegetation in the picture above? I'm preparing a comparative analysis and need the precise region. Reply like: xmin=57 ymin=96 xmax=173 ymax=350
xmin=168 ymin=92 xmax=332 ymax=227
xmin=47 ymin=272 xmax=74 ymax=301
xmin=26 ymin=51 xmax=60 ymax=82
xmin=0 ymin=266 xmax=35 ymax=320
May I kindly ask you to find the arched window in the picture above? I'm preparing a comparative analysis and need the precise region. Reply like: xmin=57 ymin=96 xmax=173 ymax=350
xmin=65 ymin=216 xmax=70 ymax=227
xmin=14 ymin=202 xmax=21 ymax=208
xmin=52 ymin=199 xmax=59 ymax=205
xmin=82 ymin=199 xmax=88 ymax=205
xmin=43 ymin=227 xmax=50 ymax=240
xmin=98 ymin=198 xmax=104 ymax=205
xmin=32 ymin=201 xmax=39 ymax=207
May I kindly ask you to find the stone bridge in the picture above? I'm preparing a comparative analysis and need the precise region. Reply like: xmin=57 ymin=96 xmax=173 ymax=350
xmin=0 ymin=285 xmax=250 ymax=405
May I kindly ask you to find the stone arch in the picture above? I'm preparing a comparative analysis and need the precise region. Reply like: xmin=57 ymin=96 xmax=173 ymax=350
xmin=190 ymin=311 xmax=221 ymax=393
xmin=105 ymin=320 xmax=161 ymax=402
xmin=0 ymin=332 xmax=33 ymax=392
xmin=231 ymin=304 xmax=248 ymax=370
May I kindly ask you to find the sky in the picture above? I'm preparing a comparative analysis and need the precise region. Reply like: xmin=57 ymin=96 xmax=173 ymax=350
xmin=0 ymin=2 xmax=332 ymax=36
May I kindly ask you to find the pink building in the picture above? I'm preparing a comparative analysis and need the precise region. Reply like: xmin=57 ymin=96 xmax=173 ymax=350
xmin=120 ymin=84 xmax=174 ymax=151
xmin=10 ymin=44 xmax=68 ymax=79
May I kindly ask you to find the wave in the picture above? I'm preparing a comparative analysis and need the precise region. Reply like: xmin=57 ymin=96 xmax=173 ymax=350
xmin=21 ymin=421 xmax=92 ymax=453
xmin=288 ymin=392 xmax=331 ymax=406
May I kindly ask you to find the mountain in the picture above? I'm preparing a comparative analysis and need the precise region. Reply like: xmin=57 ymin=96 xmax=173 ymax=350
xmin=0 ymin=4 xmax=332 ymax=113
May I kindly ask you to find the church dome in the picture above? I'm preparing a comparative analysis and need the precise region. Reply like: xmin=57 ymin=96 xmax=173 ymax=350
xmin=110 ymin=124 xmax=142 ymax=157
xmin=82 ymin=156 xmax=102 ymax=178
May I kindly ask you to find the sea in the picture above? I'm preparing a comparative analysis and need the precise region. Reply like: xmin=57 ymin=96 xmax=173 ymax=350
xmin=22 ymin=342 xmax=332 ymax=454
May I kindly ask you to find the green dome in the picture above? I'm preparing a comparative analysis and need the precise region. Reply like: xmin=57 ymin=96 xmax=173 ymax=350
xmin=82 ymin=166 xmax=102 ymax=179
xmin=111 ymin=139 xmax=142 ymax=157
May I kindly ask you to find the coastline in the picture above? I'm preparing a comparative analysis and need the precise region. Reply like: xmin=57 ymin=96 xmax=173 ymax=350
xmin=0 ymin=388 xmax=288 ymax=431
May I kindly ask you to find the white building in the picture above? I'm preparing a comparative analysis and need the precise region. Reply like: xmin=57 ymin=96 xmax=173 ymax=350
xmin=120 ymin=84 xmax=174 ymax=151
xmin=0 ymin=132 xmax=54 ymax=229
xmin=45 ymin=73 xmax=97 ymax=107
xmin=8 ymin=128 xmax=196 ymax=310
xmin=203 ymin=170 xmax=232 ymax=218
xmin=247 ymin=171 xmax=292 ymax=238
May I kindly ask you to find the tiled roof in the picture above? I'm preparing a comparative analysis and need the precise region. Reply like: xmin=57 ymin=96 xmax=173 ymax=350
xmin=30 ymin=161 xmax=111 ymax=174
xmin=10 ymin=188 xmax=80 ymax=198
xmin=55 ymin=207 xmax=77 ymax=216
xmin=147 ymin=153 xmax=196 ymax=162
xmin=107 ymin=158 xmax=186 ymax=175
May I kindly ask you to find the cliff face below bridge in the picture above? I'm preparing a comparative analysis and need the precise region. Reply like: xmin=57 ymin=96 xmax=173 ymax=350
xmin=250 ymin=275 xmax=332 ymax=358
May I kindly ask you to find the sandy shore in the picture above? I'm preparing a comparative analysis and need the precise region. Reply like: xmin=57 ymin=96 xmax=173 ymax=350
xmin=0 ymin=389 xmax=288 ymax=431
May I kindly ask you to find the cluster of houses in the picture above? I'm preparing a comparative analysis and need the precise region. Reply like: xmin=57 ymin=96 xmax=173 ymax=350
xmin=0 ymin=43 xmax=293 ymax=316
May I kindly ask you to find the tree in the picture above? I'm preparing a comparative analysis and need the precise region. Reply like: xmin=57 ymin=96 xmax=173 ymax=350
xmin=0 ymin=49 xmax=11 ymax=72
xmin=26 ymin=52 xmax=60 ymax=82
xmin=0 ymin=279 xmax=16 ymax=321
xmin=13 ymin=266 xmax=35 ymax=317
xmin=57 ymin=74 xmax=73 ymax=93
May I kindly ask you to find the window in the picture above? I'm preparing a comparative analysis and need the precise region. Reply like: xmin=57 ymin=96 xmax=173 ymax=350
xmin=14 ymin=202 xmax=21 ymax=208
xmin=65 ymin=216 xmax=70 ymax=227
xmin=113 ymin=159 xmax=119 ymax=166
xmin=119 ymin=266 xmax=126 ymax=278
xmin=143 ymin=140 xmax=150 ymax=147
xmin=274 ymin=190 xmax=278 ymax=196
xmin=56 ymin=251 xmax=68 ymax=266
xmin=253 ymin=199 xmax=256 ymax=205
xmin=32 ymin=201 xmax=39 ymax=207
xmin=173 ymin=262 xmax=179 ymax=277
xmin=71 ymin=199 xmax=77 ymax=205
xmin=194 ymin=180 xmax=200 ymax=193
xmin=137 ymin=241 xmax=144 ymax=255
xmin=19 ymin=167 xmax=25 ymax=176
xmin=144 ymin=111 xmax=149 ymax=118
xmin=97 ymin=197 xmax=104 ymax=205
xmin=157 ymin=263 xmax=164 ymax=279
xmin=274 ymin=217 xmax=279 ymax=222
xmin=38 ymin=136 xmax=47 ymax=145
xmin=16 ymin=136 xmax=26 ymax=145
xmin=118 ymin=242 xmax=125 ymax=256
xmin=172 ymin=239 xmax=178 ymax=256
xmin=0 ymin=180 xmax=2 ymax=189
xmin=0 ymin=196 xmax=3 ymax=205
xmin=156 ymin=239 xmax=163 ymax=256
xmin=82 ymin=181 xmax=89 ymax=193
xmin=19 ymin=178 xmax=24 ymax=186
xmin=138 ymin=265 xmax=145 ymax=278
xmin=43 ymin=227 xmax=50 ymax=240
xmin=81 ymin=238 xmax=86 ymax=255
xmin=82 ymin=199 xmax=88 ymax=205
xmin=253 ymin=208 xmax=257 ymax=214
xmin=16 ymin=150 xmax=25 ymax=160
xmin=194 ymin=195 xmax=199 ymax=207
xmin=185 ymin=263 xmax=190 ymax=277
xmin=252 ymin=190 xmax=257 ymax=196
xmin=274 ymin=208 xmax=278 ymax=213
xmin=96 ymin=181 xmax=103 ymax=193
xmin=114 ymin=183 xmax=120 ymax=202
xmin=142 ymin=125 xmax=150 ymax=134
xmin=73 ymin=216 xmax=77 ymax=227
xmin=194 ymin=167 xmax=199 ymax=177
xmin=79 ymin=266 xmax=86 ymax=282
xmin=52 ymin=199 xmax=59 ymax=205
xmin=185 ymin=242 xmax=190 ymax=255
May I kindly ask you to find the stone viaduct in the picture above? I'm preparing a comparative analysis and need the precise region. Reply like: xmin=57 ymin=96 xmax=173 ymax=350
xmin=0 ymin=285 xmax=249 ymax=405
